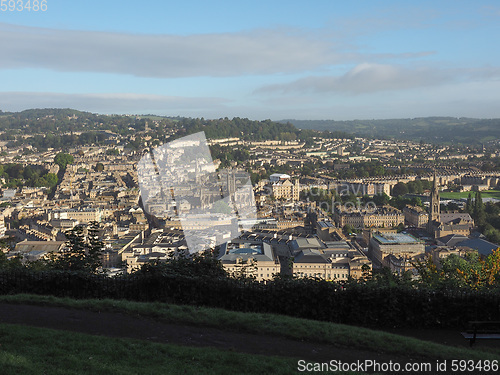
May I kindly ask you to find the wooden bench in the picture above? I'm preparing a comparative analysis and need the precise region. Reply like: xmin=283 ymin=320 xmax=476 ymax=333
xmin=461 ymin=321 xmax=500 ymax=347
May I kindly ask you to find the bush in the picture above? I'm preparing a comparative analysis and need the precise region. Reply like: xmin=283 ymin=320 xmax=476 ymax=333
xmin=0 ymin=268 xmax=499 ymax=329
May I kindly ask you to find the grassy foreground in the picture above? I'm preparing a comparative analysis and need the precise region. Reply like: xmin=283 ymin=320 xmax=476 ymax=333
xmin=0 ymin=294 xmax=499 ymax=362
xmin=0 ymin=323 xmax=303 ymax=375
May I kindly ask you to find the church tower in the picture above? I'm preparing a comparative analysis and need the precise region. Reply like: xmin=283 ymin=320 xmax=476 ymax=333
xmin=427 ymin=170 xmax=440 ymax=234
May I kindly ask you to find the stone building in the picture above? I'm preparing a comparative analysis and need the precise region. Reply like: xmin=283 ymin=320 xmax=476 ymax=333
xmin=403 ymin=205 xmax=428 ymax=228
xmin=217 ymin=239 xmax=280 ymax=282
xmin=334 ymin=206 xmax=404 ymax=229
xmin=270 ymin=178 xmax=300 ymax=201
xmin=426 ymin=172 xmax=474 ymax=238
xmin=369 ymin=232 xmax=425 ymax=274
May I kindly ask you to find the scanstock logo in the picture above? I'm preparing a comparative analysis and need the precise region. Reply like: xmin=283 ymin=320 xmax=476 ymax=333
xmin=137 ymin=132 xmax=257 ymax=254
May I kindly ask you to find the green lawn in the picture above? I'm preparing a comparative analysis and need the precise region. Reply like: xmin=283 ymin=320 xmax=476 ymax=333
xmin=440 ymin=189 xmax=500 ymax=200
xmin=0 ymin=323 xmax=304 ymax=375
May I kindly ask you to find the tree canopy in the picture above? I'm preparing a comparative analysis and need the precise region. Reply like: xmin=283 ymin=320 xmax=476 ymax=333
xmin=54 ymin=153 xmax=74 ymax=169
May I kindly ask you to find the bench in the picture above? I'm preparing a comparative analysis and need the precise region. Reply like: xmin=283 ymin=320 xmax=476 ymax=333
xmin=461 ymin=321 xmax=500 ymax=347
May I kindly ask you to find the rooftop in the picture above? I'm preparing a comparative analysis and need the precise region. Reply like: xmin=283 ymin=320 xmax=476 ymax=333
xmin=317 ymin=221 xmax=334 ymax=228
xmin=373 ymin=232 xmax=422 ymax=245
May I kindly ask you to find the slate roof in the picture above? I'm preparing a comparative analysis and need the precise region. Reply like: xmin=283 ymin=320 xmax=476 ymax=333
xmin=455 ymin=238 xmax=499 ymax=257
xmin=14 ymin=240 xmax=66 ymax=253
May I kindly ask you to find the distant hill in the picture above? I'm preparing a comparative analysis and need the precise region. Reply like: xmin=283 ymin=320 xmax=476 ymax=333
xmin=0 ymin=109 xmax=354 ymax=146
xmin=280 ymin=117 xmax=500 ymax=145
xmin=4 ymin=109 xmax=498 ymax=146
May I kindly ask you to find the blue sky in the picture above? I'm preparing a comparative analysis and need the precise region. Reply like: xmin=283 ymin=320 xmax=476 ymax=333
xmin=1 ymin=0 xmax=500 ymax=120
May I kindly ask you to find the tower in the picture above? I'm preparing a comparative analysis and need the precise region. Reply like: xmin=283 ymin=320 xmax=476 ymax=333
xmin=293 ymin=178 xmax=300 ymax=201
xmin=427 ymin=170 xmax=440 ymax=235
xmin=430 ymin=171 xmax=440 ymax=222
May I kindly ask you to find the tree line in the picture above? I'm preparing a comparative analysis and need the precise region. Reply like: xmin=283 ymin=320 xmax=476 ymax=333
xmin=466 ymin=191 xmax=500 ymax=244
xmin=0 ymin=164 xmax=57 ymax=189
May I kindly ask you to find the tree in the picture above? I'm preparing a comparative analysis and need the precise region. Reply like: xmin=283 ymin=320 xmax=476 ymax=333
xmin=343 ymin=224 xmax=354 ymax=235
xmin=5 ymin=164 xmax=23 ymax=179
xmin=44 ymin=173 xmax=58 ymax=188
xmin=466 ymin=192 xmax=473 ymax=213
xmin=373 ymin=193 xmax=390 ymax=206
xmin=95 ymin=162 xmax=104 ymax=172
xmin=485 ymin=226 xmax=500 ymax=245
xmin=231 ymin=257 xmax=257 ymax=280
xmin=415 ymin=250 xmax=500 ymax=290
xmin=412 ymin=197 xmax=424 ymax=207
xmin=54 ymin=153 xmax=74 ymax=170
xmin=136 ymin=249 xmax=227 ymax=278
xmin=473 ymin=191 xmax=486 ymax=228
xmin=0 ymin=251 xmax=23 ymax=270
xmin=392 ymin=182 xmax=408 ymax=197
xmin=407 ymin=179 xmax=423 ymax=194
xmin=106 ymin=148 xmax=120 ymax=156
xmin=412 ymin=255 xmax=443 ymax=288
xmin=22 ymin=165 xmax=37 ymax=180
xmin=45 ymin=223 xmax=103 ymax=273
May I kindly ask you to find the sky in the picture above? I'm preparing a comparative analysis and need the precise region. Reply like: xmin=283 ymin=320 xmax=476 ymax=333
xmin=1 ymin=0 xmax=500 ymax=120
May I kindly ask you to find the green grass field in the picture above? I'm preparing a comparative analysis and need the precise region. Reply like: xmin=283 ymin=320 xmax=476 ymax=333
xmin=440 ymin=189 xmax=500 ymax=200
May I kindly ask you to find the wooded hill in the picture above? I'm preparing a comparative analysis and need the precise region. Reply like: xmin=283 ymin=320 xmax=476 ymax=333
xmin=0 ymin=109 xmax=353 ymax=149
xmin=281 ymin=117 xmax=500 ymax=145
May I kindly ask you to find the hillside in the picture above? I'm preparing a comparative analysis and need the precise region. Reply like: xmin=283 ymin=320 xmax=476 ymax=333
xmin=2 ymin=109 xmax=499 ymax=146
xmin=281 ymin=117 xmax=500 ymax=145
xmin=0 ymin=109 xmax=353 ymax=149
xmin=1 ymin=295 xmax=499 ymax=375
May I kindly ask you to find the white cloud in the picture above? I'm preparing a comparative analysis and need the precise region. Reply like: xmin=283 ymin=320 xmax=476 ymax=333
xmin=0 ymin=22 xmax=438 ymax=79
xmin=0 ymin=23 xmax=343 ymax=78
xmin=480 ymin=5 xmax=500 ymax=17
xmin=257 ymin=63 xmax=455 ymax=94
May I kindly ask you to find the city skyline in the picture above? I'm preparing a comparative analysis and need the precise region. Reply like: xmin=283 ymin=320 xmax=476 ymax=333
xmin=1 ymin=0 xmax=500 ymax=120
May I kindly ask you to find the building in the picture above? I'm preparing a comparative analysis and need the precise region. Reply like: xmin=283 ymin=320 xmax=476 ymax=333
xmin=453 ymin=238 xmax=499 ymax=257
xmin=403 ymin=205 xmax=428 ymax=228
xmin=289 ymin=237 xmax=371 ymax=281
xmin=293 ymin=248 xmax=345 ymax=280
xmin=253 ymin=219 xmax=305 ymax=231
xmin=270 ymin=178 xmax=300 ymax=201
xmin=334 ymin=205 xmax=404 ymax=229
xmin=269 ymin=173 xmax=291 ymax=183
xmin=292 ymin=246 xmax=371 ymax=281
xmin=217 ymin=239 xmax=280 ymax=281
xmin=2 ymin=189 xmax=17 ymax=200
xmin=369 ymin=232 xmax=425 ymax=274
xmin=362 ymin=228 xmax=397 ymax=247
xmin=0 ymin=214 xmax=6 ymax=237
xmin=49 ymin=218 xmax=79 ymax=230
xmin=426 ymin=172 xmax=474 ymax=238
xmin=50 ymin=208 xmax=103 ymax=224
xmin=433 ymin=213 xmax=474 ymax=238
xmin=427 ymin=171 xmax=440 ymax=234
xmin=12 ymin=240 xmax=66 ymax=262
xmin=316 ymin=220 xmax=344 ymax=242
xmin=429 ymin=246 xmax=476 ymax=267
xmin=121 ymin=229 xmax=188 ymax=273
